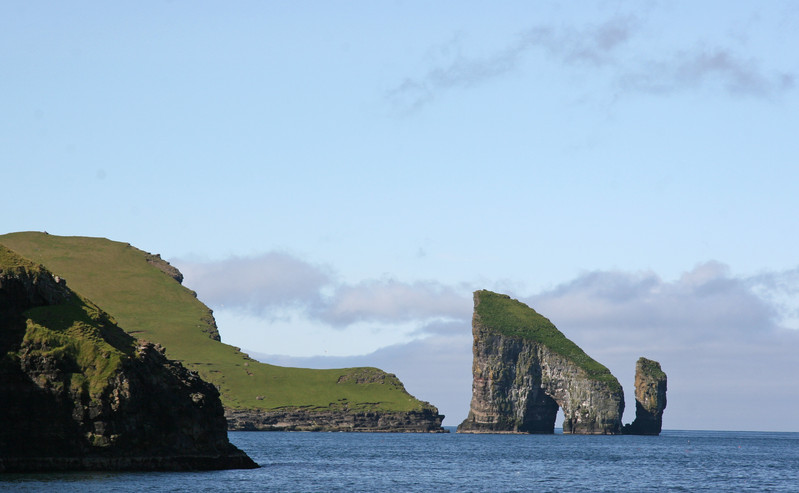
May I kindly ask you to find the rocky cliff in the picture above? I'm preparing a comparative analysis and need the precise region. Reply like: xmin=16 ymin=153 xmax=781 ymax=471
xmin=0 ymin=246 xmax=257 ymax=472
xmin=622 ymin=357 xmax=667 ymax=435
xmin=457 ymin=290 xmax=624 ymax=434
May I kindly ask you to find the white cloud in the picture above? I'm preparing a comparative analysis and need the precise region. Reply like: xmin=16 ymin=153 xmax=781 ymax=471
xmin=173 ymin=254 xmax=473 ymax=329
xmin=176 ymin=253 xmax=330 ymax=314
xmin=317 ymin=279 xmax=470 ymax=326
xmin=528 ymin=262 xmax=779 ymax=340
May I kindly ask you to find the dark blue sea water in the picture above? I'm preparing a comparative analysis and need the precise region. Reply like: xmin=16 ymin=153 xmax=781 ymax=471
xmin=3 ymin=429 xmax=798 ymax=492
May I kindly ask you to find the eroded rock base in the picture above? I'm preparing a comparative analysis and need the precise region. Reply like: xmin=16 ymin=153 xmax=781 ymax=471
xmin=226 ymin=408 xmax=447 ymax=432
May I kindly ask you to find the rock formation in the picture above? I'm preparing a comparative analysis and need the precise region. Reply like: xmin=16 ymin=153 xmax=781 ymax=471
xmin=226 ymin=408 xmax=446 ymax=432
xmin=622 ymin=357 xmax=667 ymax=435
xmin=144 ymin=252 xmax=184 ymax=284
xmin=457 ymin=290 xmax=624 ymax=434
xmin=0 ymin=246 xmax=257 ymax=472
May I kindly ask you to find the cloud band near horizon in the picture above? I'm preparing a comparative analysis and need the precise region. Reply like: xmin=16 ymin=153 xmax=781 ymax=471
xmin=173 ymin=252 xmax=799 ymax=342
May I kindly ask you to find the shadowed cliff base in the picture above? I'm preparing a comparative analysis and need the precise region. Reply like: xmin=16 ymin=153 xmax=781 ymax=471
xmin=458 ymin=290 xmax=624 ymax=435
xmin=0 ymin=245 xmax=257 ymax=472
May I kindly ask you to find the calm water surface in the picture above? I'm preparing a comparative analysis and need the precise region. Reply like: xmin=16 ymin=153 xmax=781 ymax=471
xmin=3 ymin=429 xmax=798 ymax=492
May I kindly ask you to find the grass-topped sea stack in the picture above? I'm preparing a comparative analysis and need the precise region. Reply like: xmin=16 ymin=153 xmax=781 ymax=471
xmin=0 ymin=232 xmax=444 ymax=433
xmin=622 ymin=357 xmax=667 ymax=435
xmin=457 ymin=290 xmax=624 ymax=434
xmin=0 ymin=245 xmax=257 ymax=472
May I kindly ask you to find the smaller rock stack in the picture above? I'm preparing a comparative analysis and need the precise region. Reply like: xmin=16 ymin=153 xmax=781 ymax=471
xmin=623 ymin=357 xmax=667 ymax=435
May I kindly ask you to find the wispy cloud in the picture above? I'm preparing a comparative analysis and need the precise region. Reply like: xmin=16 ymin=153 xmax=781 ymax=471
xmin=517 ymin=16 xmax=634 ymax=67
xmin=387 ymin=17 xmax=635 ymax=111
xmin=174 ymin=254 xmax=472 ymax=328
xmin=620 ymin=48 xmax=795 ymax=96
xmin=387 ymin=15 xmax=794 ymax=112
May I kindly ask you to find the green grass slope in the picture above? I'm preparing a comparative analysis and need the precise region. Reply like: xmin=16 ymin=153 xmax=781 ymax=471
xmin=0 ymin=232 xmax=429 ymax=413
xmin=474 ymin=290 xmax=621 ymax=392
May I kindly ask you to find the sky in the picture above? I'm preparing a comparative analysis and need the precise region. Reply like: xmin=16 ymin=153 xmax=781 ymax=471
xmin=3 ymin=1 xmax=799 ymax=431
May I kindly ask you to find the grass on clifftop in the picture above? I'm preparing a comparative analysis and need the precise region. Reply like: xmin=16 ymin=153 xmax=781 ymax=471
xmin=474 ymin=290 xmax=621 ymax=392
xmin=0 ymin=244 xmax=44 ymax=275
xmin=22 ymin=293 xmax=135 ymax=399
xmin=637 ymin=357 xmax=666 ymax=379
xmin=0 ymin=232 xmax=430 ymax=413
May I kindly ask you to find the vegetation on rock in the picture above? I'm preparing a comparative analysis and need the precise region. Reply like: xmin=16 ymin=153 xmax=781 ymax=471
xmin=474 ymin=290 xmax=621 ymax=392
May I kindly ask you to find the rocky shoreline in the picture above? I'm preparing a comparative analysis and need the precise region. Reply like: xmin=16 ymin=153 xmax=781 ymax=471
xmin=226 ymin=407 xmax=447 ymax=432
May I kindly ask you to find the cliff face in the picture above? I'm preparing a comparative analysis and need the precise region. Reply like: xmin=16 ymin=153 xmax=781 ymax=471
xmin=226 ymin=408 xmax=445 ymax=432
xmin=623 ymin=357 xmax=667 ymax=435
xmin=457 ymin=291 xmax=624 ymax=434
xmin=0 ymin=246 xmax=256 ymax=472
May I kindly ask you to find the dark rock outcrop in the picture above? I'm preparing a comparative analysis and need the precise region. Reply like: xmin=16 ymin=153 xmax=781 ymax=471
xmin=226 ymin=407 xmax=446 ymax=432
xmin=622 ymin=357 xmax=667 ymax=435
xmin=0 ymin=246 xmax=257 ymax=472
xmin=144 ymin=253 xmax=184 ymax=284
xmin=457 ymin=290 xmax=624 ymax=434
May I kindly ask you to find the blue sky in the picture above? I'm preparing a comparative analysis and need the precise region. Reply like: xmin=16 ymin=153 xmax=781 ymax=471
xmin=4 ymin=1 xmax=799 ymax=430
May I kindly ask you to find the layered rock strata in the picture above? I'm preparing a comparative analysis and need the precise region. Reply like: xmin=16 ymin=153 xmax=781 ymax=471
xmin=623 ymin=357 xmax=667 ymax=435
xmin=226 ymin=408 xmax=446 ymax=432
xmin=458 ymin=290 xmax=624 ymax=434
xmin=0 ymin=246 xmax=257 ymax=472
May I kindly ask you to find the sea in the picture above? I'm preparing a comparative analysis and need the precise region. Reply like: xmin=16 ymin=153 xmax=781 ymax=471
xmin=2 ymin=428 xmax=798 ymax=492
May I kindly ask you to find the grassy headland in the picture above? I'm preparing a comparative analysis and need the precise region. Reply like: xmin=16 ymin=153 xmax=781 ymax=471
xmin=0 ymin=232 xmax=430 ymax=413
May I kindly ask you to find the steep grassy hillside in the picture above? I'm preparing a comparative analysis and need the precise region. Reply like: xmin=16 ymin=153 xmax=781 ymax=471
xmin=0 ymin=232 xmax=431 ymax=413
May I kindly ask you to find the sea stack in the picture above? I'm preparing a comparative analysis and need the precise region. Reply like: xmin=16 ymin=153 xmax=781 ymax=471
xmin=0 ymin=245 xmax=257 ymax=472
xmin=457 ymin=290 xmax=624 ymax=434
xmin=623 ymin=357 xmax=667 ymax=435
